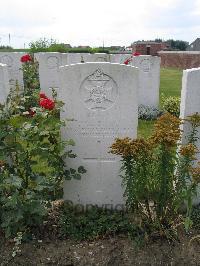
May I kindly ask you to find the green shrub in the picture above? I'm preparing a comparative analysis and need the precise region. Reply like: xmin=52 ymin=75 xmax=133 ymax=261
xmin=49 ymin=43 xmax=68 ymax=53
xmin=29 ymin=38 xmax=56 ymax=53
xmin=191 ymin=206 xmax=200 ymax=230
xmin=111 ymin=113 xmax=200 ymax=234
xmin=67 ymin=48 xmax=109 ymax=54
xmin=59 ymin=202 xmax=140 ymax=240
xmin=29 ymin=38 xmax=110 ymax=54
xmin=0 ymin=45 xmax=13 ymax=50
xmin=161 ymin=95 xmax=181 ymax=117
xmin=138 ymin=104 xmax=163 ymax=120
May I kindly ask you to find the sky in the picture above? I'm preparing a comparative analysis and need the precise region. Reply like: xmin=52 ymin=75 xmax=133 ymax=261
xmin=0 ymin=0 xmax=200 ymax=48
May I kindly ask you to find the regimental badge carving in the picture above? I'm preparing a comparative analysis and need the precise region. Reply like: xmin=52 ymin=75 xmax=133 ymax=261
xmin=0 ymin=55 xmax=13 ymax=67
xmin=47 ymin=56 xmax=59 ymax=69
xmin=140 ymin=59 xmax=151 ymax=72
xmin=80 ymin=68 xmax=118 ymax=111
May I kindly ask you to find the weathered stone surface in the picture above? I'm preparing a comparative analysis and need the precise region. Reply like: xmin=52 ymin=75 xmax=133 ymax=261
xmin=59 ymin=63 xmax=139 ymax=206
xmin=67 ymin=53 xmax=90 ymax=64
xmin=110 ymin=54 xmax=131 ymax=64
xmin=180 ymin=67 xmax=200 ymax=203
xmin=180 ymin=67 xmax=200 ymax=156
xmin=131 ymin=55 xmax=160 ymax=108
xmin=0 ymin=52 xmax=25 ymax=89
xmin=35 ymin=52 xmax=68 ymax=96
xmin=88 ymin=53 xmax=110 ymax=62
xmin=0 ymin=63 xmax=10 ymax=104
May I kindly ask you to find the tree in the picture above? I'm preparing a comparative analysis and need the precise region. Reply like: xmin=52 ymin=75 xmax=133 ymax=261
xmin=167 ymin=39 xmax=189 ymax=51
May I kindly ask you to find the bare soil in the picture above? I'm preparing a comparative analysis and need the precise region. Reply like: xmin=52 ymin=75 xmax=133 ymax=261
xmin=1 ymin=232 xmax=200 ymax=266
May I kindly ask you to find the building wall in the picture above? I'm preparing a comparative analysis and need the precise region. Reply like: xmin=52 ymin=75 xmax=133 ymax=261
xmin=158 ymin=51 xmax=200 ymax=69
xmin=132 ymin=43 xmax=167 ymax=56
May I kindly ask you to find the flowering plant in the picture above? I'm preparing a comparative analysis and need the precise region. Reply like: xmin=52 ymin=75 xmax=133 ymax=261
xmin=39 ymin=94 xmax=55 ymax=110
xmin=111 ymin=113 xmax=200 ymax=234
xmin=39 ymin=92 xmax=47 ymax=99
xmin=0 ymin=54 xmax=86 ymax=239
xmin=20 ymin=54 xmax=32 ymax=63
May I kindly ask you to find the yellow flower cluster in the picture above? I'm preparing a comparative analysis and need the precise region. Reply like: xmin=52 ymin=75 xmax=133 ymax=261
xmin=190 ymin=162 xmax=200 ymax=184
xmin=110 ymin=114 xmax=182 ymax=157
xmin=151 ymin=113 xmax=182 ymax=147
xmin=110 ymin=137 xmax=153 ymax=158
xmin=185 ymin=113 xmax=200 ymax=127
xmin=179 ymin=143 xmax=197 ymax=159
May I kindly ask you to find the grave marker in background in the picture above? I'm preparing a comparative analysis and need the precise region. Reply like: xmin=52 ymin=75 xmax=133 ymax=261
xmin=0 ymin=63 xmax=10 ymax=104
xmin=67 ymin=53 xmax=91 ymax=64
xmin=131 ymin=55 xmax=160 ymax=108
xmin=180 ymin=67 xmax=200 ymax=203
xmin=88 ymin=53 xmax=110 ymax=62
xmin=0 ymin=52 xmax=25 ymax=89
xmin=110 ymin=54 xmax=131 ymax=64
xmin=35 ymin=52 xmax=68 ymax=96
xmin=180 ymin=67 xmax=200 ymax=159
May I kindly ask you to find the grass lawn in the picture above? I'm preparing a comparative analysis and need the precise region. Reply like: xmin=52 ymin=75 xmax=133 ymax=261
xmin=137 ymin=120 xmax=155 ymax=138
xmin=137 ymin=67 xmax=183 ymax=138
xmin=160 ymin=67 xmax=182 ymax=98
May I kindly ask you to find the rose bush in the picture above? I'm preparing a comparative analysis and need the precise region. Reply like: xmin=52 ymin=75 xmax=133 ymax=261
xmin=39 ymin=96 xmax=55 ymax=110
xmin=20 ymin=54 xmax=32 ymax=63
xmin=0 ymin=54 xmax=86 ymax=239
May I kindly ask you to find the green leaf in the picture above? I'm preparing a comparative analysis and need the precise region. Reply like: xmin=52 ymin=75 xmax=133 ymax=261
xmin=5 ymin=175 xmax=22 ymax=188
xmin=70 ymin=168 xmax=76 ymax=174
xmin=73 ymin=173 xmax=81 ymax=180
xmin=9 ymin=115 xmax=27 ymax=127
xmin=64 ymin=170 xmax=71 ymax=180
xmin=39 ymin=130 xmax=49 ymax=136
xmin=67 ymin=150 xmax=77 ymax=158
xmin=78 ymin=166 xmax=87 ymax=174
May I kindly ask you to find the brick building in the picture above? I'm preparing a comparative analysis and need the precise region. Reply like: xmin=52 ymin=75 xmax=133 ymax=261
xmin=132 ymin=41 xmax=169 ymax=56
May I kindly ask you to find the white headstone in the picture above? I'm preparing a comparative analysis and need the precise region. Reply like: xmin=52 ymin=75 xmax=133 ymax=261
xmin=0 ymin=52 xmax=25 ymax=89
xmin=131 ymin=55 xmax=160 ymax=108
xmin=180 ymin=67 xmax=200 ymax=204
xmin=35 ymin=52 xmax=68 ymax=96
xmin=110 ymin=54 xmax=132 ymax=64
xmin=180 ymin=67 xmax=200 ymax=158
xmin=67 ymin=53 xmax=90 ymax=64
xmin=67 ymin=53 xmax=110 ymax=64
xmin=0 ymin=63 xmax=10 ymax=104
xmin=88 ymin=53 xmax=110 ymax=62
xmin=59 ymin=63 xmax=139 ymax=207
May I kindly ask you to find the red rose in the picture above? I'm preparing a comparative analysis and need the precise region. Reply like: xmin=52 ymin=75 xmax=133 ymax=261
xmin=132 ymin=52 xmax=141 ymax=56
xmin=39 ymin=98 xmax=55 ymax=110
xmin=39 ymin=92 xmax=47 ymax=99
xmin=21 ymin=54 xmax=32 ymax=63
